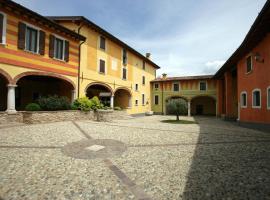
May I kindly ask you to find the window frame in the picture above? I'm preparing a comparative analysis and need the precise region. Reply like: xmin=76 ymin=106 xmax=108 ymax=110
xmin=240 ymin=91 xmax=247 ymax=108
xmin=246 ymin=55 xmax=253 ymax=74
xmin=0 ymin=12 xmax=7 ymax=45
xmin=267 ymin=86 xmax=270 ymax=110
xmin=142 ymin=61 xmax=146 ymax=70
xmin=99 ymin=35 xmax=106 ymax=51
xmin=135 ymin=84 xmax=138 ymax=91
xmin=154 ymin=95 xmax=159 ymax=105
xmin=24 ymin=23 xmax=40 ymax=54
xmin=252 ymin=88 xmax=261 ymax=109
xmin=172 ymin=82 xmax=180 ymax=92
xmin=98 ymin=58 xmax=106 ymax=74
xmin=199 ymin=81 xmax=207 ymax=91
xmin=53 ymin=35 xmax=66 ymax=61
xmin=142 ymin=75 xmax=145 ymax=85
xmin=122 ymin=66 xmax=127 ymax=80
xmin=142 ymin=94 xmax=145 ymax=105
xmin=122 ymin=48 xmax=128 ymax=66
xmin=135 ymin=99 xmax=138 ymax=106
xmin=154 ymin=83 xmax=159 ymax=90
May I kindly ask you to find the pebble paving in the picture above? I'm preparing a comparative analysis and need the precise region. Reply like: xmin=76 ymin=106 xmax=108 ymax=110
xmin=0 ymin=115 xmax=270 ymax=199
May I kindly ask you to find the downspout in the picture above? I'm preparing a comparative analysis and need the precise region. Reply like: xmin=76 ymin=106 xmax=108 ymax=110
xmin=77 ymin=23 xmax=85 ymax=98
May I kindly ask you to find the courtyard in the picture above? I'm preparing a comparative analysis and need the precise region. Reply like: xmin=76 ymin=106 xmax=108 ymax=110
xmin=0 ymin=115 xmax=270 ymax=200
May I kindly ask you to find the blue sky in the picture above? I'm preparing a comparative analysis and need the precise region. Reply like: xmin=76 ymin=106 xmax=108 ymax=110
xmin=14 ymin=0 xmax=266 ymax=77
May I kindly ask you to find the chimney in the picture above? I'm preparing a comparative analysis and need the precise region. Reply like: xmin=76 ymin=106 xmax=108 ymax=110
xmin=146 ymin=53 xmax=151 ymax=59
xmin=162 ymin=73 xmax=167 ymax=79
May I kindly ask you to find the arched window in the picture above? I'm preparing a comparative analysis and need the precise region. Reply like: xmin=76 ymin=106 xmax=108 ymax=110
xmin=0 ymin=12 xmax=7 ymax=44
xmin=252 ymin=89 xmax=261 ymax=108
xmin=240 ymin=91 xmax=247 ymax=108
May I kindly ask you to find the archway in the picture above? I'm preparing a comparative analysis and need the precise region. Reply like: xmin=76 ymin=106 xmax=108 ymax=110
xmin=85 ymin=83 xmax=112 ymax=107
xmin=191 ymin=96 xmax=216 ymax=115
xmin=114 ymin=88 xmax=131 ymax=109
xmin=0 ymin=73 xmax=9 ymax=111
xmin=165 ymin=96 xmax=188 ymax=115
xmin=15 ymin=74 xmax=75 ymax=110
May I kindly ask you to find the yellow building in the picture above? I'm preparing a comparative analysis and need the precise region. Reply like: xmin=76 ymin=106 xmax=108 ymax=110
xmin=49 ymin=16 xmax=160 ymax=114
xmin=0 ymin=0 xmax=85 ymax=112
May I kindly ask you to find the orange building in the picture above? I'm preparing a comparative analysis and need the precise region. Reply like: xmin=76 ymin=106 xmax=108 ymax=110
xmin=215 ymin=0 xmax=270 ymax=129
xmin=0 ymin=0 xmax=85 ymax=112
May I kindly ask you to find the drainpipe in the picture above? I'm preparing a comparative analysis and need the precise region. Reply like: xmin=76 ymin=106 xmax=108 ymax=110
xmin=77 ymin=23 xmax=86 ymax=98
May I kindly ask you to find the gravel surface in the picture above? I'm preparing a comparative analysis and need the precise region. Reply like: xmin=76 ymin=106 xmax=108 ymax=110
xmin=0 ymin=115 xmax=269 ymax=199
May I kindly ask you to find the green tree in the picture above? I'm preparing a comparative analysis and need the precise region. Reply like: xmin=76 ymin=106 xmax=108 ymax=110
xmin=166 ymin=99 xmax=188 ymax=121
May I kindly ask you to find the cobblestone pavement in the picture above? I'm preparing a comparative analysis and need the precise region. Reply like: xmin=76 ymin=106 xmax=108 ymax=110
xmin=0 ymin=116 xmax=270 ymax=200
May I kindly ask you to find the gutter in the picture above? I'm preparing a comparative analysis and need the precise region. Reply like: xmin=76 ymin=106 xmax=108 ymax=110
xmin=77 ymin=23 xmax=85 ymax=98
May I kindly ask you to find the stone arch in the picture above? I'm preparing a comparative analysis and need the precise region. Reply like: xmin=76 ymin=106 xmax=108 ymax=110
xmin=84 ymin=82 xmax=113 ymax=94
xmin=0 ymin=69 xmax=12 ymax=111
xmin=0 ymin=68 xmax=12 ymax=84
xmin=113 ymin=87 xmax=132 ymax=109
xmin=190 ymin=95 xmax=216 ymax=116
xmin=13 ymin=71 xmax=76 ymax=89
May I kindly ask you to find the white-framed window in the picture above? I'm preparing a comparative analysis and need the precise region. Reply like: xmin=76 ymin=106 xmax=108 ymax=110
xmin=122 ymin=67 xmax=127 ymax=80
xmin=252 ymin=89 xmax=261 ymax=108
xmin=99 ymin=59 xmax=106 ymax=74
xmin=135 ymin=99 xmax=138 ymax=106
xmin=154 ymin=95 xmax=159 ymax=105
xmin=24 ymin=23 xmax=41 ymax=54
xmin=267 ymin=86 xmax=270 ymax=110
xmin=246 ymin=55 xmax=253 ymax=73
xmin=199 ymin=81 xmax=207 ymax=91
xmin=142 ymin=94 xmax=145 ymax=105
xmin=99 ymin=35 xmax=106 ymax=50
xmin=135 ymin=84 xmax=138 ymax=91
xmin=240 ymin=91 xmax=247 ymax=108
xmin=154 ymin=83 xmax=159 ymax=90
xmin=54 ymin=36 xmax=65 ymax=60
xmin=173 ymin=82 xmax=180 ymax=92
xmin=0 ymin=12 xmax=7 ymax=44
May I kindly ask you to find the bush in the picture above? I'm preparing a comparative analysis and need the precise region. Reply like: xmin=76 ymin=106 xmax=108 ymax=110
xmin=38 ymin=95 xmax=71 ymax=111
xmin=114 ymin=106 xmax=122 ymax=111
xmin=25 ymin=103 xmax=41 ymax=111
xmin=71 ymin=103 xmax=79 ymax=110
xmin=91 ymin=96 xmax=103 ymax=111
xmin=166 ymin=99 xmax=188 ymax=120
xmin=73 ymin=97 xmax=93 ymax=111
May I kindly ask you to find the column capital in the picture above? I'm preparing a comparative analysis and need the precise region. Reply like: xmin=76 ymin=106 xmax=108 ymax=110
xmin=7 ymin=84 xmax=17 ymax=88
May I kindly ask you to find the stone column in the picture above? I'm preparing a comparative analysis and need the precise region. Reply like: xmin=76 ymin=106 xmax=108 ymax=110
xmin=110 ymin=95 xmax=114 ymax=108
xmin=128 ymin=96 xmax=132 ymax=108
xmin=188 ymin=100 xmax=191 ymax=117
xmin=71 ymin=90 xmax=76 ymax=103
xmin=6 ymin=84 xmax=17 ymax=113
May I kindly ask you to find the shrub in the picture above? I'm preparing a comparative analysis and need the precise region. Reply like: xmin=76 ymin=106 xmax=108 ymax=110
xmin=25 ymin=103 xmax=41 ymax=111
xmin=114 ymin=106 xmax=122 ymax=111
xmin=73 ymin=97 xmax=93 ymax=111
xmin=90 ymin=96 xmax=103 ymax=111
xmin=71 ymin=103 xmax=79 ymax=110
xmin=38 ymin=95 xmax=71 ymax=111
xmin=166 ymin=99 xmax=188 ymax=120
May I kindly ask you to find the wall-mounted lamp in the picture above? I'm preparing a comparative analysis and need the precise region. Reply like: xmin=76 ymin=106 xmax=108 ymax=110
xmin=254 ymin=52 xmax=264 ymax=63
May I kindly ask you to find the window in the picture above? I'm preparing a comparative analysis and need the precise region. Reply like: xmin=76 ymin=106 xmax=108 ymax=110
xmin=246 ymin=56 xmax=252 ymax=73
xmin=135 ymin=100 xmax=138 ymax=106
xmin=25 ymin=26 xmax=39 ymax=53
xmin=199 ymin=81 xmax=207 ymax=91
xmin=154 ymin=83 xmax=159 ymax=89
xmin=252 ymin=89 xmax=261 ymax=108
xmin=100 ymin=36 xmax=106 ymax=50
xmin=0 ymin=12 xmax=7 ymax=44
xmin=135 ymin=84 xmax=138 ymax=91
xmin=267 ymin=87 xmax=270 ymax=109
xmin=154 ymin=95 xmax=159 ymax=105
xmin=142 ymin=76 xmax=145 ymax=85
xmin=142 ymin=94 xmax=145 ymax=105
xmin=123 ymin=49 xmax=127 ymax=65
xmin=173 ymin=83 xmax=179 ymax=91
xmin=99 ymin=59 xmax=106 ymax=74
xmin=122 ymin=67 xmax=127 ymax=80
xmin=240 ymin=92 xmax=247 ymax=108
xmin=142 ymin=61 xmax=145 ymax=70
xmin=54 ymin=37 xmax=65 ymax=60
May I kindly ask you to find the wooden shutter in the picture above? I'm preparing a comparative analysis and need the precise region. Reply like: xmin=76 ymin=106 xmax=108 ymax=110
xmin=39 ymin=30 xmax=45 ymax=55
xmin=99 ymin=60 xmax=105 ymax=73
xmin=64 ymin=40 xmax=69 ymax=62
xmin=0 ymin=14 xmax=3 ymax=43
xmin=49 ymin=34 xmax=55 ymax=58
xmin=18 ymin=22 xmax=26 ymax=50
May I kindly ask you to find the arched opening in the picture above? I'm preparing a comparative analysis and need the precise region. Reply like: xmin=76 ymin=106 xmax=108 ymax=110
xmin=86 ymin=83 xmax=112 ymax=107
xmin=114 ymin=88 xmax=131 ymax=109
xmin=15 ymin=75 xmax=75 ymax=110
xmin=0 ymin=73 xmax=8 ymax=111
xmin=191 ymin=96 xmax=216 ymax=116
xmin=165 ymin=96 xmax=188 ymax=115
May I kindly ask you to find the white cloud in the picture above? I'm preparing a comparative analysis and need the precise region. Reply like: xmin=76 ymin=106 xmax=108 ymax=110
xmin=203 ymin=60 xmax=225 ymax=74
